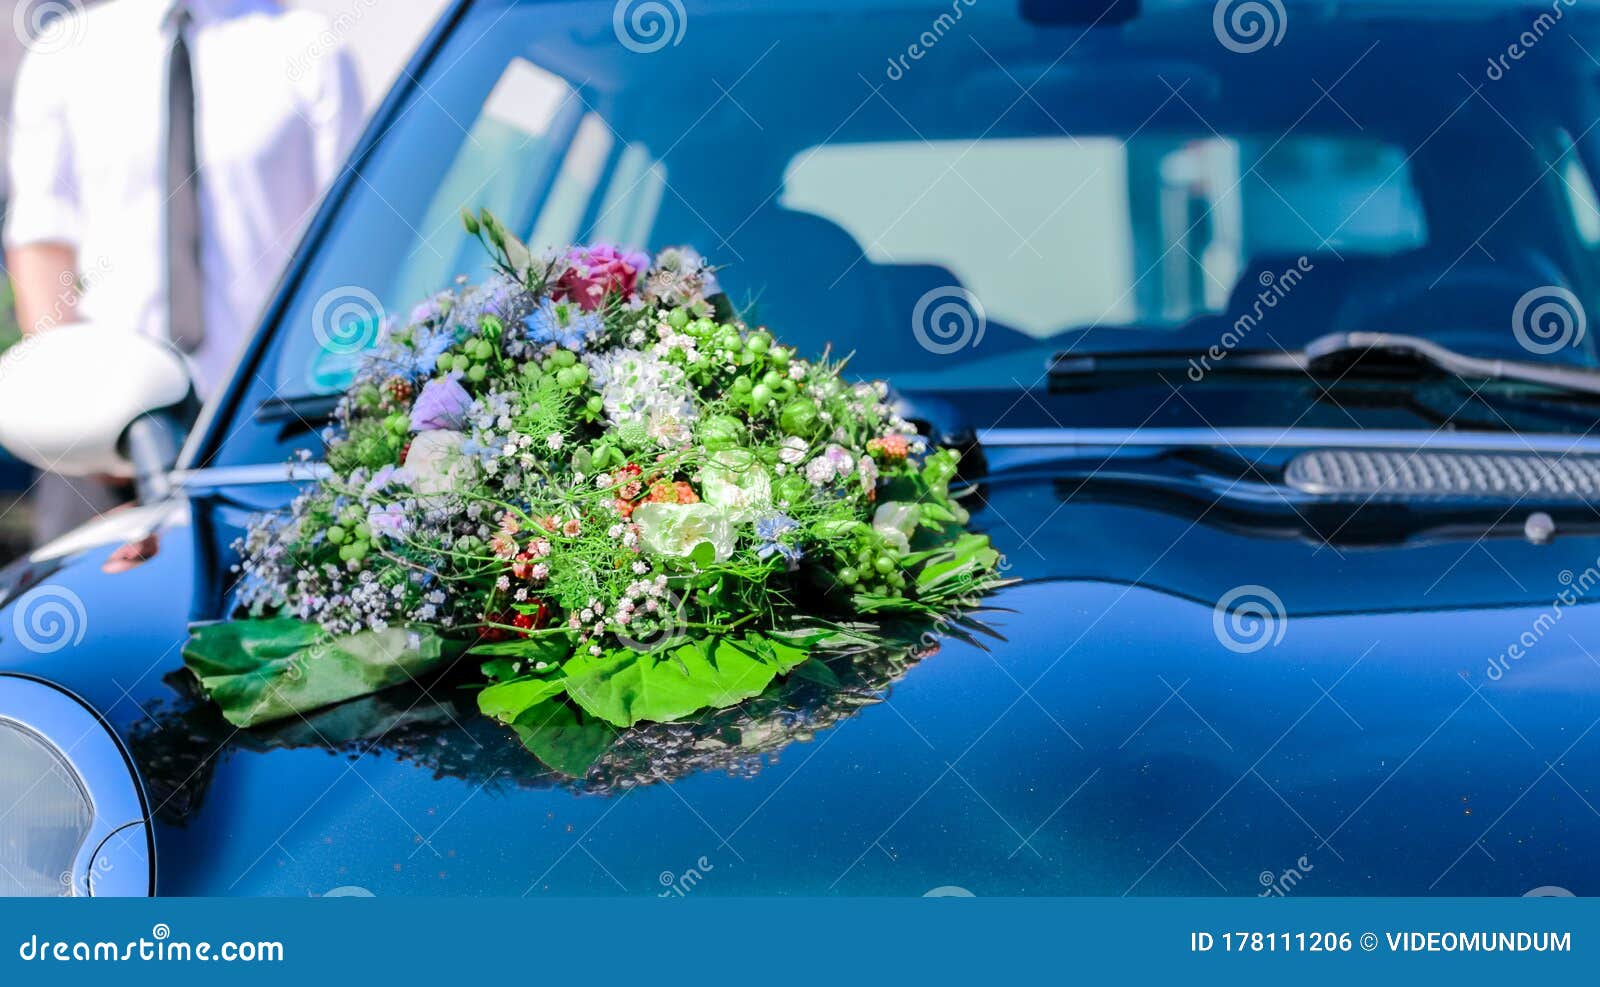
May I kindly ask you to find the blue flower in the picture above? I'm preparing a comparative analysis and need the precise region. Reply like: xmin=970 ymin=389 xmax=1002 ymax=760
xmin=524 ymin=298 xmax=602 ymax=352
xmin=411 ymin=328 xmax=456 ymax=376
xmin=755 ymin=513 xmax=802 ymax=562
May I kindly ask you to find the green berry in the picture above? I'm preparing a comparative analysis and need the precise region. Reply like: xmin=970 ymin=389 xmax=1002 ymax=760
xmin=467 ymin=364 xmax=488 ymax=383
xmin=326 ymin=525 xmax=347 ymax=545
xmin=838 ymin=567 xmax=859 ymax=586
xmin=750 ymin=383 xmax=772 ymax=408
xmin=873 ymin=555 xmax=895 ymax=575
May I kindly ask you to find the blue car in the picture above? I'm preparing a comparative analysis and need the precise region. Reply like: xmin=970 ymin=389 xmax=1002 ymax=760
xmin=4 ymin=0 xmax=1600 ymax=897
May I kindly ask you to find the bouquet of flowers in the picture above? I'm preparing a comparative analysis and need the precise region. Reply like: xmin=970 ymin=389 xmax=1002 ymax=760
xmin=183 ymin=211 xmax=1006 ymax=747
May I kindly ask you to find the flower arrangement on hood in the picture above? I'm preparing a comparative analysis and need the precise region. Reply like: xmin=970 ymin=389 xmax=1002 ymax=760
xmin=183 ymin=210 xmax=1006 ymax=749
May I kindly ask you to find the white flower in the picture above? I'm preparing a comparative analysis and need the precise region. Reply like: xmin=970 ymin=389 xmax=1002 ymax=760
xmin=404 ymin=430 xmax=477 ymax=496
xmin=631 ymin=502 xmax=735 ymax=562
xmin=546 ymin=433 xmax=564 ymax=450
xmin=700 ymin=450 xmax=772 ymax=523
xmin=872 ymin=501 xmax=919 ymax=554
xmin=585 ymin=347 xmax=698 ymax=445
xmin=779 ymin=436 xmax=808 ymax=465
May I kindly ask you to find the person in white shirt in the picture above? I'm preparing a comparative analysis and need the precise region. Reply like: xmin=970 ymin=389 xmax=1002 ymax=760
xmin=5 ymin=0 xmax=363 ymax=542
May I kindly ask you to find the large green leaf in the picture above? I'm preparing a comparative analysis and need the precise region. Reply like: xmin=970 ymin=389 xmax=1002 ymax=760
xmin=510 ymin=700 xmax=618 ymax=778
xmin=477 ymin=676 xmax=569 ymax=723
xmin=562 ymin=637 xmax=778 ymax=727
xmin=183 ymin=619 xmax=462 ymax=728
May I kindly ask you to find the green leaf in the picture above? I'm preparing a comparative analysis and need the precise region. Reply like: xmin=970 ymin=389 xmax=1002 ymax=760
xmin=183 ymin=620 xmax=463 ymax=728
xmin=467 ymin=630 xmax=576 ymax=662
xmin=510 ymin=700 xmax=618 ymax=778
xmin=753 ymin=632 xmax=812 ymax=674
xmin=789 ymin=659 xmax=841 ymax=688
xmin=915 ymin=532 xmax=1001 ymax=592
xmin=562 ymin=638 xmax=778 ymax=728
xmin=477 ymin=676 xmax=569 ymax=723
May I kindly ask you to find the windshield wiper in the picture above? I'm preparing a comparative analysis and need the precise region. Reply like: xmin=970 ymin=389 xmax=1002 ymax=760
xmin=1050 ymin=331 xmax=1600 ymax=399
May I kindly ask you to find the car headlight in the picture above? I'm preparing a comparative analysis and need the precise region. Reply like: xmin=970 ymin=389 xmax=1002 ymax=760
xmin=0 ymin=675 xmax=153 ymax=896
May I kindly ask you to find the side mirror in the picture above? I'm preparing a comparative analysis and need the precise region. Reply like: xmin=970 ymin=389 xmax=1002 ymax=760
xmin=0 ymin=324 xmax=193 ymax=501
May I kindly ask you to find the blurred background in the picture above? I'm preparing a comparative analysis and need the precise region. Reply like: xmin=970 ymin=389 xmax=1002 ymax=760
xmin=0 ymin=0 xmax=447 ymax=558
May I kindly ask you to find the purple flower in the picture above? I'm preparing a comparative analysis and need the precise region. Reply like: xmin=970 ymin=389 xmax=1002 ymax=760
xmin=409 ymin=374 xmax=473 ymax=432
xmin=364 ymin=464 xmax=410 ymax=496
xmin=368 ymin=503 xmax=410 ymax=542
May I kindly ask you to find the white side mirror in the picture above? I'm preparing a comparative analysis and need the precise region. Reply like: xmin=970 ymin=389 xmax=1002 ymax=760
xmin=0 ymin=323 xmax=192 ymax=478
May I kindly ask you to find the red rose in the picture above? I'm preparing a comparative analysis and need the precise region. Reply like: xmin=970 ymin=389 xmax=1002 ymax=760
xmin=553 ymin=244 xmax=650 ymax=311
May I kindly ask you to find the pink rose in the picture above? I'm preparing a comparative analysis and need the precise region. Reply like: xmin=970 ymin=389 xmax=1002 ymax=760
xmin=553 ymin=244 xmax=650 ymax=311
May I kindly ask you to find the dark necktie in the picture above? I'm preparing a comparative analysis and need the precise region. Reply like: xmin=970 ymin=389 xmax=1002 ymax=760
xmin=165 ymin=6 xmax=205 ymax=353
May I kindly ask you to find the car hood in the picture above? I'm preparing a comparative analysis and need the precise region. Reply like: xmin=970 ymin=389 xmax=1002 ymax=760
xmin=2 ymin=451 xmax=1598 ymax=897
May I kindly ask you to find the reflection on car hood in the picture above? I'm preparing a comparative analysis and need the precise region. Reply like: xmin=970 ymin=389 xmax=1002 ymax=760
xmin=1 ymin=453 xmax=1598 ymax=897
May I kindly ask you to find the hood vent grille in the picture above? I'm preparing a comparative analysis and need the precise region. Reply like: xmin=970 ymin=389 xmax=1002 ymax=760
xmin=1285 ymin=449 xmax=1600 ymax=502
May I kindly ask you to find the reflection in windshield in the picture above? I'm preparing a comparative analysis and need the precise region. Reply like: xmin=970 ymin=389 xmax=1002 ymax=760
xmin=130 ymin=621 xmax=999 ymax=824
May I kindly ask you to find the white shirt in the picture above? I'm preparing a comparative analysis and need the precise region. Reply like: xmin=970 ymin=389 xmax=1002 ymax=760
xmin=4 ymin=0 xmax=364 ymax=394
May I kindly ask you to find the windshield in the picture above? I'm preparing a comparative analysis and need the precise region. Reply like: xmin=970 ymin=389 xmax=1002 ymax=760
xmin=216 ymin=0 xmax=1600 ymax=465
